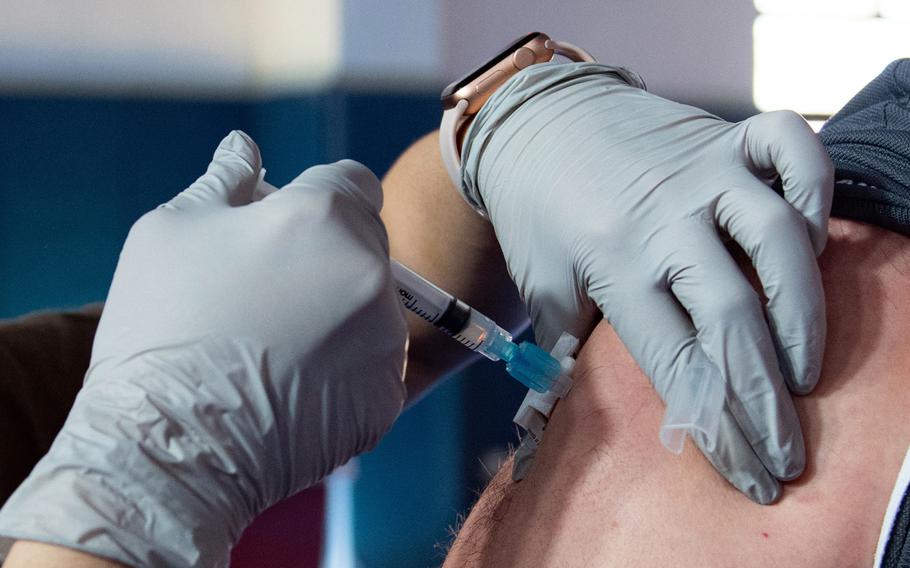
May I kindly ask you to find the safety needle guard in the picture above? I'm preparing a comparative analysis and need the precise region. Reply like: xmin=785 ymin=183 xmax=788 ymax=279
xmin=511 ymin=332 xmax=579 ymax=482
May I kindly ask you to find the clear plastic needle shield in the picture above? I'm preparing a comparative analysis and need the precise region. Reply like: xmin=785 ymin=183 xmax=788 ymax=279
xmin=659 ymin=363 xmax=725 ymax=454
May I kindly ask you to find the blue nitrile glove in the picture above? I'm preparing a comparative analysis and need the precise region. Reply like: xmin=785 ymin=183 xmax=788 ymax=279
xmin=0 ymin=131 xmax=407 ymax=567
xmin=461 ymin=62 xmax=833 ymax=504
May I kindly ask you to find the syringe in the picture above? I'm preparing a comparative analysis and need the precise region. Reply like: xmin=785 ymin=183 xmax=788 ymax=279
xmin=391 ymin=263 xmax=724 ymax=452
xmin=390 ymin=260 xmax=561 ymax=393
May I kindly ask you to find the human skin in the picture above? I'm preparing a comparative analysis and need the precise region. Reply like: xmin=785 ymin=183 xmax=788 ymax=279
xmin=445 ymin=218 xmax=910 ymax=567
xmin=380 ymin=130 xmax=528 ymax=401
xmin=4 ymin=541 xmax=128 ymax=567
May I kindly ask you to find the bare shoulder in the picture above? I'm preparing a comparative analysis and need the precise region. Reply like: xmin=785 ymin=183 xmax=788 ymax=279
xmin=445 ymin=309 xmax=910 ymax=567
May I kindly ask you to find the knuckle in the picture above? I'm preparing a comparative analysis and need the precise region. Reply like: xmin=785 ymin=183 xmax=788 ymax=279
xmin=333 ymin=159 xmax=381 ymax=189
xmin=325 ymin=188 xmax=372 ymax=218
xmin=359 ymin=259 xmax=395 ymax=302
xmin=127 ymin=209 xmax=166 ymax=241
xmin=761 ymin=202 xmax=803 ymax=233
xmin=318 ymin=187 xmax=385 ymax=232
xmin=703 ymin=285 xmax=761 ymax=323
xmin=341 ymin=367 xmax=405 ymax=459
xmin=748 ymin=109 xmax=808 ymax=142
xmin=766 ymin=109 xmax=805 ymax=130
xmin=578 ymin=219 xmax=632 ymax=257
xmin=808 ymin=153 xmax=835 ymax=188
xmin=297 ymin=160 xmax=382 ymax=213
xmin=265 ymin=197 xmax=314 ymax=229
xmin=274 ymin=189 xmax=385 ymax=235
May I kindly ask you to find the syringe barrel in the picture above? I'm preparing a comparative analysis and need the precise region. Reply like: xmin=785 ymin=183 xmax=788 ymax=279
xmin=390 ymin=260 xmax=511 ymax=359
xmin=454 ymin=309 xmax=513 ymax=359
xmin=391 ymin=259 xmax=471 ymax=328
xmin=391 ymin=259 xmax=561 ymax=393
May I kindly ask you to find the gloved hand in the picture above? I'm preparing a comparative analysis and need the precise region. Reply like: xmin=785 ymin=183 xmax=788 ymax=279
xmin=461 ymin=63 xmax=833 ymax=504
xmin=0 ymin=131 xmax=407 ymax=567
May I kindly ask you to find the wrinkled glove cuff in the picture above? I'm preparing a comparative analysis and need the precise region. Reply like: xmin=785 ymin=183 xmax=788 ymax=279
xmin=0 ymin=457 xmax=231 ymax=567
xmin=0 ymin=345 xmax=273 ymax=568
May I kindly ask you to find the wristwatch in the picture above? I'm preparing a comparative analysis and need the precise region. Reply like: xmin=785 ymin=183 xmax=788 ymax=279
xmin=439 ymin=32 xmax=596 ymax=215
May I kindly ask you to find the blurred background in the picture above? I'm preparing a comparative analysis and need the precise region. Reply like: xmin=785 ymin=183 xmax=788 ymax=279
xmin=0 ymin=1 xmax=906 ymax=566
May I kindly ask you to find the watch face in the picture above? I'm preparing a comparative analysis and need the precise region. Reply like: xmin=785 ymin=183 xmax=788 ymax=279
xmin=441 ymin=32 xmax=542 ymax=105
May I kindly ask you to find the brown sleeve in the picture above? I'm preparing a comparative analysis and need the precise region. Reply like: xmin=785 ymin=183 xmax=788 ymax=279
xmin=0 ymin=304 xmax=102 ymax=504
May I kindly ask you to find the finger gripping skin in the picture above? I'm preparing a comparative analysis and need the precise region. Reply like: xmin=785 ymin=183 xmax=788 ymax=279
xmin=461 ymin=62 xmax=827 ymax=503
xmin=760 ymin=200 xmax=808 ymax=238
xmin=695 ymin=410 xmax=782 ymax=505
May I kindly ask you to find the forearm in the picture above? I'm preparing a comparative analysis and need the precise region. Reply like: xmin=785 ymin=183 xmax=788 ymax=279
xmin=381 ymin=130 xmax=528 ymax=402
xmin=4 ymin=540 xmax=128 ymax=568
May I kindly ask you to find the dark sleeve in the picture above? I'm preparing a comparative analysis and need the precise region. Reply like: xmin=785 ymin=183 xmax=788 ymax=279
xmin=0 ymin=304 xmax=102 ymax=504
xmin=819 ymin=58 xmax=910 ymax=236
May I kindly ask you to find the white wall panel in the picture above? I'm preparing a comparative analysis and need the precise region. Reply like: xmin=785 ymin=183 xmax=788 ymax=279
xmin=248 ymin=0 xmax=342 ymax=94
xmin=438 ymin=0 xmax=759 ymax=106
xmin=341 ymin=0 xmax=441 ymax=89
xmin=0 ymin=0 xmax=340 ymax=96
xmin=753 ymin=15 xmax=910 ymax=115
xmin=0 ymin=0 xmax=250 ymax=95
xmin=753 ymin=0 xmax=877 ymax=17
xmin=9 ymin=0 xmax=902 ymax=112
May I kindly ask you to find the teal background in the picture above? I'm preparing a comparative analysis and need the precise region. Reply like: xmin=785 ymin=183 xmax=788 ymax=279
xmin=0 ymin=92 xmax=445 ymax=316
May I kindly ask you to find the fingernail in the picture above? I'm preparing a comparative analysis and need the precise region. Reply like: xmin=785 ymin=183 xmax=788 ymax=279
xmin=793 ymin=362 xmax=820 ymax=395
xmin=779 ymin=456 xmax=805 ymax=481
xmin=221 ymin=130 xmax=246 ymax=151
xmin=750 ymin=478 xmax=781 ymax=505
xmin=770 ymin=431 xmax=806 ymax=481
xmin=334 ymin=160 xmax=383 ymax=213
xmin=214 ymin=131 xmax=259 ymax=174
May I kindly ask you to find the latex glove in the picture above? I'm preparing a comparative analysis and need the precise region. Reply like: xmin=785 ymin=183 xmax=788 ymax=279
xmin=461 ymin=63 xmax=833 ymax=504
xmin=0 ymin=131 xmax=407 ymax=567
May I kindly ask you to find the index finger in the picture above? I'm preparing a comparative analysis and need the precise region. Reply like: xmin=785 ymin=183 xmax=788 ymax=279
xmin=666 ymin=227 xmax=806 ymax=481
xmin=742 ymin=110 xmax=834 ymax=255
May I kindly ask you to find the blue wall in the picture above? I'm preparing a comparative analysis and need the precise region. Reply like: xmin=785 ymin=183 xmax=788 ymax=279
xmin=0 ymin=96 xmax=242 ymax=315
xmin=0 ymin=90 xmax=524 ymax=567
xmin=0 ymin=91 xmax=443 ymax=317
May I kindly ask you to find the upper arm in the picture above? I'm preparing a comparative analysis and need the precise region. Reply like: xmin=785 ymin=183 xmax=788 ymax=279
xmin=442 ymin=315 xmax=903 ymax=567
xmin=380 ymin=131 xmax=528 ymax=402
xmin=443 ymin=453 xmax=518 ymax=568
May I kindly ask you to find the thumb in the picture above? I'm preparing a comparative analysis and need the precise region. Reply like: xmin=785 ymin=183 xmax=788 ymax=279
xmin=165 ymin=130 xmax=262 ymax=212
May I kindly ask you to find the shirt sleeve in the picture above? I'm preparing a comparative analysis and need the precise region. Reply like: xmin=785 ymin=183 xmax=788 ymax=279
xmin=0 ymin=304 xmax=102 ymax=504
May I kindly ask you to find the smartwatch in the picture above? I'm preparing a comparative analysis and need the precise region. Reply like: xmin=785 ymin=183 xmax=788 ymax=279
xmin=439 ymin=32 xmax=596 ymax=216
